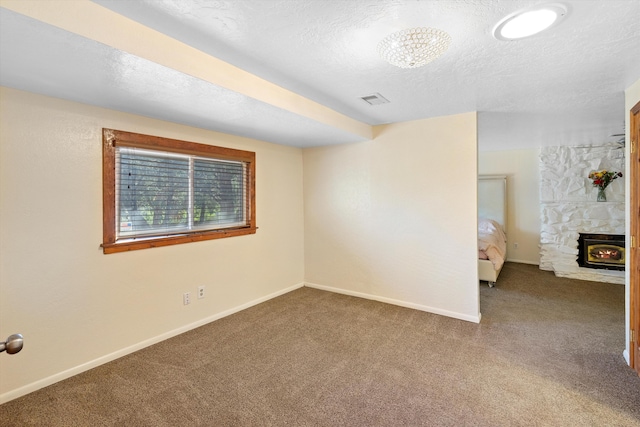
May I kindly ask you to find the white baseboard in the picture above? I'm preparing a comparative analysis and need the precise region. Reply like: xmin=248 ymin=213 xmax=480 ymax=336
xmin=506 ymin=258 xmax=539 ymax=265
xmin=304 ymin=282 xmax=481 ymax=324
xmin=623 ymin=349 xmax=630 ymax=366
xmin=0 ymin=282 xmax=305 ymax=404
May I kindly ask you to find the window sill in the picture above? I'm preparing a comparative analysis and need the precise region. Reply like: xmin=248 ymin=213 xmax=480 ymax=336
xmin=101 ymin=227 xmax=257 ymax=254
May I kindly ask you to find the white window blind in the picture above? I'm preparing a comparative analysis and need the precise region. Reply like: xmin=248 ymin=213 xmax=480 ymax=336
xmin=116 ymin=147 xmax=247 ymax=240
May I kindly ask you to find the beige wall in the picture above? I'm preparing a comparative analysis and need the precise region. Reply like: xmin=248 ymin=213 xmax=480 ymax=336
xmin=478 ymin=149 xmax=541 ymax=265
xmin=303 ymin=113 xmax=480 ymax=322
xmin=0 ymin=87 xmax=305 ymax=401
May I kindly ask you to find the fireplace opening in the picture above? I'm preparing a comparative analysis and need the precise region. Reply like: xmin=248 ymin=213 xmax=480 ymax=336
xmin=577 ymin=233 xmax=625 ymax=271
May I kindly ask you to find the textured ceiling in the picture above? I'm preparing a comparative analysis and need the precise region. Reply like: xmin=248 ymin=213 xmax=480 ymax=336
xmin=1 ymin=0 xmax=639 ymax=150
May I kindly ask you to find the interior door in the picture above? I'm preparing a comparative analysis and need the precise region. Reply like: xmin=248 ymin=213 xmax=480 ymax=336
xmin=631 ymin=101 xmax=640 ymax=375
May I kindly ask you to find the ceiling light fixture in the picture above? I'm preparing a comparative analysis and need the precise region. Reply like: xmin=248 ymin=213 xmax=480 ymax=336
xmin=378 ymin=27 xmax=451 ymax=69
xmin=493 ymin=3 xmax=568 ymax=41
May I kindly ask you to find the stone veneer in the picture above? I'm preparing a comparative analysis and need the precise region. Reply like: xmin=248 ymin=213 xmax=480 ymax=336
xmin=539 ymin=144 xmax=625 ymax=284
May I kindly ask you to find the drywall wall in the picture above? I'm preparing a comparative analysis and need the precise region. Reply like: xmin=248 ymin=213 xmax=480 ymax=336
xmin=478 ymin=149 xmax=541 ymax=265
xmin=0 ymin=87 xmax=305 ymax=401
xmin=2 ymin=0 xmax=371 ymax=143
xmin=303 ymin=112 xmax=480 ymax=322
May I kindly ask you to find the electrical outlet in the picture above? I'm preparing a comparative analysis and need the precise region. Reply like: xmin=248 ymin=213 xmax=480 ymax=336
xmin=198 ymin=285 xmax=205 ymax=299
xmin=514 ymin=243 xmax=519 ymax=249
xmin=183 ymin=292 xmax=191 ymax=305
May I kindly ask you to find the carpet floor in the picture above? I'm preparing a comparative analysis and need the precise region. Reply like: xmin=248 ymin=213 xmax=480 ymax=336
xmin=1 ymin=262 xmax=639 ymax=426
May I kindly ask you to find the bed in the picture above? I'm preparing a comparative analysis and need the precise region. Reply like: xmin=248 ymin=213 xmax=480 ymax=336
xmin=478 ymin=175 xmax=507 ymax=287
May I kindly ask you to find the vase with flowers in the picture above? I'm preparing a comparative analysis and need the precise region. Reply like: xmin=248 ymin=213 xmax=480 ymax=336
xmin=588 ymin=170 xmax=623 ymax=202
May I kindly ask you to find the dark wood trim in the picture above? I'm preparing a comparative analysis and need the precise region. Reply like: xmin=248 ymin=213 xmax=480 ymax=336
xmin=247 ymin=156 xmax=256 ymax=230
xmin=101 ymin=227 xmax=258 ymax=254
xmin=101 ymin=128 xmax=257 ymax=254
xmin=630 ymin=101 xmax=639 ymax=373
xmin=104 ymin=128 xmax=254 ymax=163
xmin=102 ymin=131 xmax=117 ymax=246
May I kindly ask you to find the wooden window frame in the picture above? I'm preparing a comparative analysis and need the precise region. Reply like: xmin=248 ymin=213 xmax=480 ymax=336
xmin=101 ymin=128 xmax=256 ymax=254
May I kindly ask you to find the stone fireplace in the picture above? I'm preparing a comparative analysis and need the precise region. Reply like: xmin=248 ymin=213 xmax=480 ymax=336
xmin=539 ymin=144 xmax=625 ymax=284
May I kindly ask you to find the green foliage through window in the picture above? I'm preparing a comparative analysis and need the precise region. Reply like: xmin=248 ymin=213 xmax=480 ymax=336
xmin=117 ymin=148 xmax=246 ymax=238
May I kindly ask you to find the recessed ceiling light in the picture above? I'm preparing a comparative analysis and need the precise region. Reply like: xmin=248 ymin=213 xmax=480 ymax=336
xmin=493 ymin=3 xmax=568 ymax=41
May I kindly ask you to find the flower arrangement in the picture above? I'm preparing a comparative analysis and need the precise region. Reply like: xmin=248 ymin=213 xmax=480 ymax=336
xmin=588 ymin=170 xmax=622 ymax=201
xmin=588 ymin=170 xmax=623 ymax=189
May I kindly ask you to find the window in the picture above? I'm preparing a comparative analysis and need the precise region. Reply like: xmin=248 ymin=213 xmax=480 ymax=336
xmin=102 ymin=129 xmax=256 ymax=253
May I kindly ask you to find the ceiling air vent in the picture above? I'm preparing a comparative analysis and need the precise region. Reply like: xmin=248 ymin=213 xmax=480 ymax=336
xmin=360 ymin=93 xmax=389 ymax=106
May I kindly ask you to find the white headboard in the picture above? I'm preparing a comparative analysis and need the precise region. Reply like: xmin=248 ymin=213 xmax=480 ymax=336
xmin=478 ymin=175 xmax=507 ymax=233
